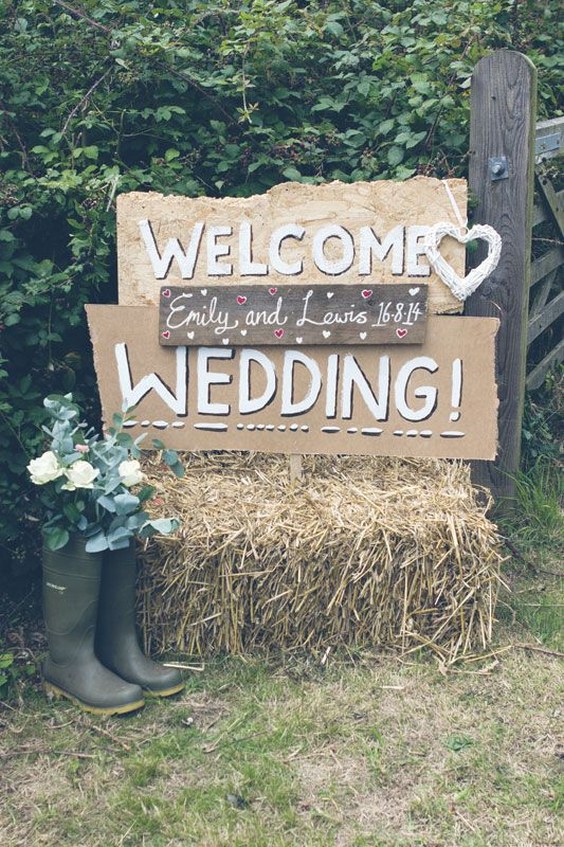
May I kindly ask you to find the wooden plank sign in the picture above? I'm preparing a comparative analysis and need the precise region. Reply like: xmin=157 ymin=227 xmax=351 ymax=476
xmin=87 ymin=306 xmax=499 ymax=461
xmin=117 ymin=179 xmax=468 ymax=315
xmin=159 ymin=283 xmax=428 ymax=347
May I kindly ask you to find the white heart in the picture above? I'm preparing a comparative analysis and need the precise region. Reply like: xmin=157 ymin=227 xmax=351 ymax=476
xmin=240 ymin=329 xmax=247 ymax=336
xmin=359 ymin=332 xmax=367 ymax=340
xmin=201 ymin=288 xmax=207 ymax=296
xmin=424 ymin=223 xmax=502 ymax=301
xmin=222 ymin=338 xmax=229 ymax=345
xmin=326 ymin=292 xmax=334 ymax=299
xmin=322 ymin=330 xmax=331 ymax=338
xmin=296 ymin=337 xmax=303 ymax=344
xmin=187 ymin=331 xmax=194 ymax=340
xmin=409 ymin=287 xmax=420 ymax=296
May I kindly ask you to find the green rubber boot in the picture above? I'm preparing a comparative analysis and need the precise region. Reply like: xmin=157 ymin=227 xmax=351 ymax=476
xmin=42 ymin=536 xmax=145 ymax=715
xmin=96 ymin=545 xmax=184 ymax=698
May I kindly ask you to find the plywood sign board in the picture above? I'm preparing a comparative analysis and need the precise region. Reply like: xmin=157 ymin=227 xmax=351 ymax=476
xmin=159 ymin=283 xmax=428 ymax=347
xmin=117 ymin=178 xmax=467 ymax=315
xmin=87 ymin=306 xmax=499 ymax=460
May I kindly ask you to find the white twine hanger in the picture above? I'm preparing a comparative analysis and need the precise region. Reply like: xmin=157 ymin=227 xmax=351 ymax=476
xmin=423 ymin=180 xmax=502 ymax=301
xmin=443 ymin=179 xmax=467 ymax=229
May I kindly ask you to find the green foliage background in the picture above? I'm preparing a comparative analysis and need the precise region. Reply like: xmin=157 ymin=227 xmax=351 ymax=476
xmin=0 ymin=0 xmax=562 ymax=572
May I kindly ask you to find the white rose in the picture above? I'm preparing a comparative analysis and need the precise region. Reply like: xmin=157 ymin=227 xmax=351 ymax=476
xmin=118 ymin=459 xmax=145 ymax=487
xmin=61 ymin=460 xmax=100 ymax=491
xmin=27 ymin=450 xmax=64 ymax=485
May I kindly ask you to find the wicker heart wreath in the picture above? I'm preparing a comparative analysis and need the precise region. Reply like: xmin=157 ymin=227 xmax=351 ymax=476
xmin=423 ymin=222 xmax=502 ymax=301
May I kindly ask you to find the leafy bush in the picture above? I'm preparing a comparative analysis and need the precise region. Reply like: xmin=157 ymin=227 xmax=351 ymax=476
xmin=0 ymin=0 xmax=562 ymax=573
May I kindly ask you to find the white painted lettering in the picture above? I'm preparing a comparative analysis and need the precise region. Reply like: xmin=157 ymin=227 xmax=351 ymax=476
xmin=395 ymin=356 xmax=438 ymax=421
xmin=239 ymin=349 xmax=277 ymax=414
xmin=115 ymin=342 xmax=187 ymax=415
xmin=281 ymin=351 xmax=322 ymax=416
xmin=341 ymin=354 xmax=390 ymax=420
xmin=325 ymin=353 xmax=339 ymax=419
xmin=207 ymin=225 xmax=233 ymax=276
xmin=312 ymin=225 xmax=355 ymax=275
xmin=359 ymin=225 xmax=404 ymax=275
xmin=139 ymin=219 xmax=204 ymax=279
xmin=406 ymin=226 xmax=431 ymax=277
xmin=269 ymin=224 xmax=305 ymax=275
xmin=197 ymin=348 xmax=234 ymax=415
xmin=239 ymin=222 xmax=268 ymax=276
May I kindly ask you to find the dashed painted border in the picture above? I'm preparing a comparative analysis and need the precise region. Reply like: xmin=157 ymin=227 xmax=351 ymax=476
xmin=123 ymin=420 xmax=465 ymax=438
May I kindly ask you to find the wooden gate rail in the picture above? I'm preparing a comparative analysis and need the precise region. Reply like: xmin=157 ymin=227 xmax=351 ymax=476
xmin=527 ymin=116 xmax=564 ymax=391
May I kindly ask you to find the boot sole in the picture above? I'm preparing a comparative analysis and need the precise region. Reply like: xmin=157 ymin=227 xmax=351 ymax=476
xmin=143 ymin=681 xmax=185 ymax=698
xmin=44 ymin=682 xmax=145 ymax=716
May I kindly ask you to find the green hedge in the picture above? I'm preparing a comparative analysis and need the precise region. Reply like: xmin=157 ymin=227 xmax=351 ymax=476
xmin=0 ymin=0 xmax=562 ymax=572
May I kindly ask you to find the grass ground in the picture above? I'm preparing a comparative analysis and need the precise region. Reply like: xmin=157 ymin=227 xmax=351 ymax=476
xmin=1 ymin=458 xmax=562 ymax=847
xmin=0 ymin=637 xmax=562 ymax=847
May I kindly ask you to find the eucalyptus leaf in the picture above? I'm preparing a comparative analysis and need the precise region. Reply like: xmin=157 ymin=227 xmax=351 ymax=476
xmin=97 ymin=494 xmax=117 ymax=513
xmin=114 ymin=493 xmax=140 ymax=515
xmin=144 ymin=518 xmax=180 ymax=535
xmin=85 ymin=532 xmax=109 ymax=553
xmin=107 ymin=526 xmax=132 ymax=548
xmin=171 ymin=462 xmax=185 ymax=479
xmin=137 ymin=485 xmax=156 ymax=503
xmin=125 ymin=514 xmax=146 ymax=532
xmin=43 ymin=527 xmax=70 ymax=551
xmin=163 ymin=449 xmax=178 ymax=466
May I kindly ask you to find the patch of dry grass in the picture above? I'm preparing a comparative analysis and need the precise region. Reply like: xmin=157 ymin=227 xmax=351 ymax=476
xmin=1 ymin=646 xmax=561 ymax=847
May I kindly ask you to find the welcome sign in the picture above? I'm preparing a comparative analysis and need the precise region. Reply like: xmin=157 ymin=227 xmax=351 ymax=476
xmin=116 ymin=179 xmax=467 ymax=313
xmin=88 ymin=178 xmax=499 ymax=459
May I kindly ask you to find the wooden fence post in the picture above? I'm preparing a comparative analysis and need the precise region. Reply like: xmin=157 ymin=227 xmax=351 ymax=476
xmin=466 ymin=50 xmax=537 ymax=503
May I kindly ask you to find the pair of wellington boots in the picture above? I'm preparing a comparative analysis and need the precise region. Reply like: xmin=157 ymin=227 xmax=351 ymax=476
xmin=42 ymin=536 xmax=184 ymax=715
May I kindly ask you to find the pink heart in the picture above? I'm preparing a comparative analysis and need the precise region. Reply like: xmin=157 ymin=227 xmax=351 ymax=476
xmin=236 ymin=295 xmax=247 ymax=305
xmin=162 ymin=289 xmax=171 ymax=298
xmin=361 ymin=289 xmax=373 ymax=299
xmin=274 ymin=329 xmax=285 ymax=339
xmin=161 ymin=330 xmax=171 ymax=339
xmin=396 ymin=328 xmax=408 ymax=339
xmin=269 ymin=287 xmax=278 ymax=296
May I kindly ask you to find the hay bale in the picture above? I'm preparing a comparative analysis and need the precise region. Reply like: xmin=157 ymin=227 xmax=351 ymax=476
xmin=138 ymin=454 xmax=505 ymax=663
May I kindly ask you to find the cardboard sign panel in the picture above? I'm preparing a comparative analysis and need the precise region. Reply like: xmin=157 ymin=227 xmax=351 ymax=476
xmin=159 ymin=283 xmax=428 ymax=347
xmin=117 ymin=178 xmax=467 ymax=315
xmin=87 ymin=306 xmax=499 ymax=460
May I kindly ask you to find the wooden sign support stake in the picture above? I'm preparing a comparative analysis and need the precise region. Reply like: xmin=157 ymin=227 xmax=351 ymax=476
xmin=289 ymin=454 xmax=303 ymax=483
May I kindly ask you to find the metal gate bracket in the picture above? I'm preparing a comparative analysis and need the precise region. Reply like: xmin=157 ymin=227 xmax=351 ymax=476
xmin=489 ymin=156 xmax=509 ymax=181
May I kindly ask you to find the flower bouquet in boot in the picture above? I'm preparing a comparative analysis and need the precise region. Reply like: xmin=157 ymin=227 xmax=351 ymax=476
xmin=28 ymin=393 xmax=184 ymax=714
